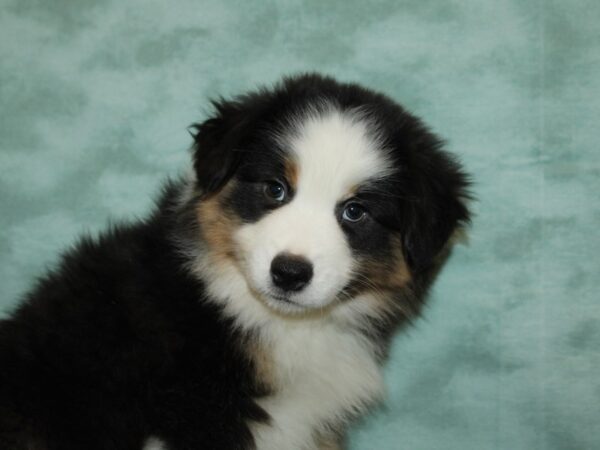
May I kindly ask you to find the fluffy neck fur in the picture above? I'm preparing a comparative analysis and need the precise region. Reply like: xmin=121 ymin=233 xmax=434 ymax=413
xmin=167 ymin=176 xmax=395 ymax=449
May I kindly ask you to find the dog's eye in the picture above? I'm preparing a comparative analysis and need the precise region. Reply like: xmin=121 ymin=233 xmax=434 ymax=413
xmin=342 ymin=203 xmax=367 ymax=222
xmin=264 ymin=181 xmax=287 ymax=202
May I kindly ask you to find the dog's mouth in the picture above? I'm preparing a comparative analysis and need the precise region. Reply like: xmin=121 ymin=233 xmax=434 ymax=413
xmin=253 ymin=286 xmax=325 ymax=316
xmin=236 ymin=257 xmax=344 ymax=316
xmin=270 ymin=292 xmax=302 ymax=306
xmin=264 ymin=290 xmax=306 ymax=310
xmin=257 ymin=287 xmax=345 ymax=318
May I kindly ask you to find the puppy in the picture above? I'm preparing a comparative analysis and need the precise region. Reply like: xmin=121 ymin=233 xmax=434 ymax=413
xmin=0 ymin=74 xmax=470 ymax=450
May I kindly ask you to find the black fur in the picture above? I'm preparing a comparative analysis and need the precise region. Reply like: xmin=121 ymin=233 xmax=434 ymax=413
xmin=0 ymin=181 xmax=269 ymax=450
xmin=192 ymin=73 xmax=470 ymax=272
xmin=0 ymin=74 xmax=470 ymax=449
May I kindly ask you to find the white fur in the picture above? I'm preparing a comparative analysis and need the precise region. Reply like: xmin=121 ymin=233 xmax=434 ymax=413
xmin=187 ymin=255 xmax=387 ymax=449
xmin=143 ymin=436 xmax=168 ymax=450
xmin=189 ymin=108 xmax=392 ymax=448
xmin=250 ymin=318 xmax=384 ymax=450
xmin=236 ymin=108 xmax=392 ymax=313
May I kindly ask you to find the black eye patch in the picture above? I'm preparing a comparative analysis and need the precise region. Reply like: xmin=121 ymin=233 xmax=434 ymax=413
xmin=335 ymin=201 xmax=395 ymax=257
xmin=351 ymin=180 xmax=408 ymax=231
xmin=222 ymin=150 xmax=293 ymax=223
xmin=335 ymin=178 xmax=407 ymax=259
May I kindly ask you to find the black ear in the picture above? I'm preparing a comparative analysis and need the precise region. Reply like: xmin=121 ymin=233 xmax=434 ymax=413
xmin=402 ymin=144 xmax=471 ymax=272
xmin=190 ymin=100 xmax=248 ymax=196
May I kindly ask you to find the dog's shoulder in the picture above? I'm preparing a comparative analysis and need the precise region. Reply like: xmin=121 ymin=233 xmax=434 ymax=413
xmin=0 ymin=187 xmax=266 ymax=449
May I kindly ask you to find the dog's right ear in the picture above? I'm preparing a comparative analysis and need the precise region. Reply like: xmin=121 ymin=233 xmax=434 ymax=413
xmin=189 ymin=100 xmax=248 ymax=197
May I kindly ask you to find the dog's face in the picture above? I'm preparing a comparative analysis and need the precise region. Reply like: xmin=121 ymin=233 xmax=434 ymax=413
xmin=231 ymin=109 xmax=396 ymax=314
xmin=191 ymin=75 xmax=469 ymax=319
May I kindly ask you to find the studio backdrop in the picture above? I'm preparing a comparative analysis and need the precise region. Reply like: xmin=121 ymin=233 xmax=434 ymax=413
xmin=1 ymin=1 xmax=598 ymax=449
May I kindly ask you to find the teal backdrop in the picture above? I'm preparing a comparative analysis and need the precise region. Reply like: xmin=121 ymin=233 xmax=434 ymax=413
xmin=1 ymin=1 xmax=599 ymax=449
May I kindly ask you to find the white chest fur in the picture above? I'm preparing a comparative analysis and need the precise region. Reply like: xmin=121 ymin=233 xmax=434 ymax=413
xmin=250 ymin=320 xmax=384 ymax=450
xmin=187 ymin=245 xmax=387 ymax=449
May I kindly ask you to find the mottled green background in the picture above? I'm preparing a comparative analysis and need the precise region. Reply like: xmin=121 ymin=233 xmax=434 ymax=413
xmin=1 ymin=0 xmax=599 ymax=449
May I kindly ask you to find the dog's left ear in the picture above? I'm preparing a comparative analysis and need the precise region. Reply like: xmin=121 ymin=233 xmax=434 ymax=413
xmin=401 ymin=142 xmax=471 ymax=272
xmin=190 ymin=100 xmax=250 ymax=196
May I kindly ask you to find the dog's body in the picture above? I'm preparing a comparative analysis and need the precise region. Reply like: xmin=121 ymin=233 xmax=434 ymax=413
xmin=0 ymin=74 xmax=470 ymax=450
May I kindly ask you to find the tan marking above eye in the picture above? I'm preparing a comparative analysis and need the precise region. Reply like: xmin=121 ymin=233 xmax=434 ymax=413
xmin=345 ymin=183 xmax=360 ymax=198
xmin=337 ymin=182 xmax=364 ymax=205
xmin=284 ymin=158 xmax=299 ymax=190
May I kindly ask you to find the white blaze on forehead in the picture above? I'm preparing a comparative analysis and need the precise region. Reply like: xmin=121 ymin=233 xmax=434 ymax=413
xmin=288 ymin=108 xmax=391 ymax=201
xmin=233 ymin=106 xmax=393 ymax=313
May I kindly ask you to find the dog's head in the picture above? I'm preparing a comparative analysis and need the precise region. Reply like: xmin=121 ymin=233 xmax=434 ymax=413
xmin=188 ymin=74 xmax=469 ymax=320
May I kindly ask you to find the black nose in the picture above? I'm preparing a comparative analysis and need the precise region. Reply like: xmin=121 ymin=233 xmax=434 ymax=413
xmin=270 ymin=253 xmax=313 ymax=292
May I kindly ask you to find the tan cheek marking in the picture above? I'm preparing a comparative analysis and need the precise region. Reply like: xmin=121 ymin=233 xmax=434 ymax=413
xmin=387 ymin=235 xmax=412 ymax=287
xmin=245 ymin=337 xmax=276 ymax=393
xmin=352 ymin=237 xmax=412 ymax=311
xmin=354 ymin=236 xmax=412 ymax=294
xmin=196 ymin=183 xmax=240 ymax=264
xmin=197 ymin=186 xmax=276 ymax=392
xmin=347 ymin=242 xmax=412 ymax=318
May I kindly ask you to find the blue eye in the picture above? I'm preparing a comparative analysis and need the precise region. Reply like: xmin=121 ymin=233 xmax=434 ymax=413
xmin=264 ymin=181 xmax=286 ymax=202
xmin=342 ymin=203 xmax=367 ymax=222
